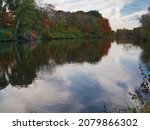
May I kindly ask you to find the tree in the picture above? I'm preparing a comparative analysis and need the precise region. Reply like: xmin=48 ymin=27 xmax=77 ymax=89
xmin=14 ymin=0 xmax=37 ymax=38
xmin=86 ymin=10 xmax=102 ymax=18
xmin=0 ymin=0 xmax=6 ymax=28
xmin=140 ymin=9 xmax=150 ymax=30
xmin=99 ymin=18 xmax=111 ymax=37
xmin=44 ymin=3 xmax=55 ymax=17
xmin=1 ymin=1 xmax=112 ymax=40
xmin=139 ymin=7 xmax=150 ymax=41
xmin=56 ymin=18 xmax=67 ymax=31
xmin=5 ymin=0 xmax=21 ymax=12
xmin=2 ymin=11 xmax=14 ymax=26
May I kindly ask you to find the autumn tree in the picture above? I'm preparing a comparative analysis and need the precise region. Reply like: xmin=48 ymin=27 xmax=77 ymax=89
xmin=0 ymin=0 xmax=6 ymax=28
xmin=36 ymin=4 xmax=55 ymax=38
xmin=99 ymin=18 xmax=111 ymax=37
xmin=1 ymin=1 xmax=112 ymax=40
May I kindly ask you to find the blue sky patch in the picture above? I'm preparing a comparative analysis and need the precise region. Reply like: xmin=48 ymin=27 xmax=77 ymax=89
xmin=121 ymin=0 xmax=150 ymax=16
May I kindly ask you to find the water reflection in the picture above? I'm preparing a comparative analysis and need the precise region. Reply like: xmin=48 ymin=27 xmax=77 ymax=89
xmin=0 ymin=39 xmax=111 ymax=89
xmin=116 ymin=39 xmax=150 ymax=71
xmin=0 ymin=39 xmax=149 ymax=112
xmin=140 ymin=43 xmax=150 ymax=71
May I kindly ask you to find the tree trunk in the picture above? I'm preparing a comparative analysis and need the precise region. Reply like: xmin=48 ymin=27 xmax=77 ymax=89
xmin=14 ymin=18 xmax=20 ymax=39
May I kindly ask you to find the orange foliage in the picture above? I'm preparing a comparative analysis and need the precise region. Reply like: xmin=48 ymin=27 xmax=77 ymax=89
xmin=2 ymin=11 xmax=14 ymax=27
xmin=40 ymin=14 xmax=55 ymax=33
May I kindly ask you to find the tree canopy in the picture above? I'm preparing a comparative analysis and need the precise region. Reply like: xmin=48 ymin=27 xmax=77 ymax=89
xmin=0 ymin=0 xmax=112 ymax=41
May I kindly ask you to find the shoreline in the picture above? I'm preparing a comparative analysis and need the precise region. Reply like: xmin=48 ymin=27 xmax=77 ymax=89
xmin=0 ymin=36 xmax=103 ymax=43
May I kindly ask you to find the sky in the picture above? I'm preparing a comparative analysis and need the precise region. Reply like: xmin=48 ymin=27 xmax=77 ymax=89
xmin=36 ymin=0 xmax=150 ymax=30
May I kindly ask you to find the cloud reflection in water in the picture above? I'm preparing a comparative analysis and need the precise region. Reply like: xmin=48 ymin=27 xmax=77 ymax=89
xmin=0 ymin=42 xmax=144 ymax=112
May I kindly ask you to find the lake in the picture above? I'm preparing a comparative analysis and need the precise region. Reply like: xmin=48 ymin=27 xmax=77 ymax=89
xmin=0 ymin=39 xmax=149 ymax=112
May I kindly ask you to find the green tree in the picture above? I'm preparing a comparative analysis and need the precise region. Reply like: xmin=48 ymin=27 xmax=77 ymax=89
xmin=86 ymin=10 xmax=102 ymax=18
xmin=56 ymin=18 xmax=67 ymax=31
xmin=14 ymin=0 xmax=37 ymax=39
xmin=140 ymin=7 xmax=150 ymax=41
xmin=5 ymin=0 xmax=21 ymax=11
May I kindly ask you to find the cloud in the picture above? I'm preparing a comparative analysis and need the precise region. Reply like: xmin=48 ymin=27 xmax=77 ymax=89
xmin=110 ymin=9 xmax=147 ymax=30
xmin=35 ymin=0 xmax=150 ymax=30
xmin=0 ymin=42 xmax=143 ymax=112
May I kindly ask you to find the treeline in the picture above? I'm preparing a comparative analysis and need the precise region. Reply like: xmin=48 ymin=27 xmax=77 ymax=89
xmin=116 ymin=7 xmax=150 ymax=42
xmin=0 ymin=0 xmax=112 ymax=41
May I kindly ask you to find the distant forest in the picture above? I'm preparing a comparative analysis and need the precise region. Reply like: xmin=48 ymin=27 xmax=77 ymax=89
xmin=0 ymin=0 xmax=112 ymax=41
xmin=116 ymin=7 xmax=150 ymax=42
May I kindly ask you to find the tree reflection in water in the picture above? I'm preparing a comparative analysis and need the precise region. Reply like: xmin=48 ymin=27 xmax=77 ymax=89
xmin=0 ymin=39 xmax=111 ymax=90
xmin=116 ymin=38 xmax=150 ymax=110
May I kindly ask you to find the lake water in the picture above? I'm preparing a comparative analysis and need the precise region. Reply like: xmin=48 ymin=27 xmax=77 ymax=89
xmin=0 ymin=39 xmax=149 ymax=112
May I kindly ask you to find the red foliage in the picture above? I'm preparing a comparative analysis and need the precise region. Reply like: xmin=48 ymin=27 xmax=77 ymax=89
xmin=30 ymin=31 xmax=38 ymax=41
xmin=100 ymin=18 xmax=111 ymax=36
xmin=100 ymin=42 xmax=111 ymax=55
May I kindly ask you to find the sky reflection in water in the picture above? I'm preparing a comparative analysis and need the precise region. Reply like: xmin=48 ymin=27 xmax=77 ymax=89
xmin=0 ymin=41 xmax=146 ymax=112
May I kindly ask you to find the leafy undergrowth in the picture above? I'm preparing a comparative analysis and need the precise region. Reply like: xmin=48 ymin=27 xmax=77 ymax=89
xmin=127 ymin=64 xmax=150 ymax=113
xmin=105 ymin=64 xmax=150 ymax=113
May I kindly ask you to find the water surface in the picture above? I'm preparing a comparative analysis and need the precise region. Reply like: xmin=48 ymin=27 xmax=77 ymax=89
xmin=0 ymin=39 xmax=149 ymax=112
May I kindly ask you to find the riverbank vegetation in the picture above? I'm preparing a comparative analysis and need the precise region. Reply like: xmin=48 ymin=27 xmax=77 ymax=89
xmin=0 ymin=0 xmax=112 ymax=42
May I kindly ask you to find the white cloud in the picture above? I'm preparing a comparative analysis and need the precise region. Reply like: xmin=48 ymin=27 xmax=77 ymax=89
xmin=0 ymin=42 xmax=143 ymax=112
xmin=38 ymin=0 xmax=139 ymax=29
xmin=111 ymin=9 xmax=147 ymax=30
xmin=35 ymin=0 xmax=148 ymax=30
